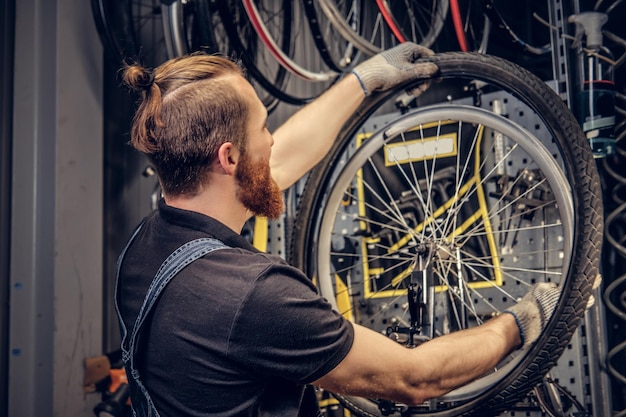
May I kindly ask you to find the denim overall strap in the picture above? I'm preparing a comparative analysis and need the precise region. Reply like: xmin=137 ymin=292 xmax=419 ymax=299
xmin=115 ymin=230 xmax=228 ymax=417
xmin=114 ymin=221 xmax=146 ymax=350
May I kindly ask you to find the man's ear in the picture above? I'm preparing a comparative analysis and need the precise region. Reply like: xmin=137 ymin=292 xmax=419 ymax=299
xmin=216 ymin=142 xmax=239 ymax=175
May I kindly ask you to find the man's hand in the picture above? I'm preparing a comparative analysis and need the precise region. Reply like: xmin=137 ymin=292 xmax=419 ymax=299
xmin=503 ymin=283 xmax=561 ymax=349
xmin=351 ymin=42 xmax=439 ymax=96
xmin=504 ymin=275 xmax=602 ymax=349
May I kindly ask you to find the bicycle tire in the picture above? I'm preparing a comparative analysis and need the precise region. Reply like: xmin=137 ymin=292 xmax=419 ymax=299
xmin=290 ymin=52 xmax=603 ymax=416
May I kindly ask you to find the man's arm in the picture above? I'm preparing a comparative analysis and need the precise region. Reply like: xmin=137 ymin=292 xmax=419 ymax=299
xmin=312 ymin=282 xmax=561 ymax=405
xmin=270 ymin=43 xmax=439 ymax=191
xmin=313 ymin=315 xmax=520 ymax=405
xmin=270 ymin=74 xmax=364 ymax=191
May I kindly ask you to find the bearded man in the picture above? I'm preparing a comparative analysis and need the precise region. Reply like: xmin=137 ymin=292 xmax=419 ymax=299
xmin=115 ymin=45 xmax=561 ymax=417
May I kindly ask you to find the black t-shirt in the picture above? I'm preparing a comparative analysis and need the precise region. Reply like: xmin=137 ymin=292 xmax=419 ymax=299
xmin=117 ymin=199 xmax=354 ymax=416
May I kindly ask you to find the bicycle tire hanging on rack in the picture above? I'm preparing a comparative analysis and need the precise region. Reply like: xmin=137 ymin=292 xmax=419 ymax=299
xmin=448 ymin=0 xmax=562 ymax=56
xmin=290 ymin=52 xmax=603 ymax=416
xmin=91 ymin=0 xmax=221 ymax=68
xmin=301 ymin=0 xmax=363 ymax=73
xmin=213 ymin=0 xmax=343 ymax=107
xmin=449 ymin=0 xmax=490 ymax=53
xmin=316 ymin=0 xmax=448 ymax=56
xmin=160 ymin=0 xmax=224 ymax=59
xmin=91 ymin=0 xmax=137 ymax=64
xmin=376 ymin=0 xmax=449 ymax=49
xmin=189 ymin=0 xmax=282 ymax=112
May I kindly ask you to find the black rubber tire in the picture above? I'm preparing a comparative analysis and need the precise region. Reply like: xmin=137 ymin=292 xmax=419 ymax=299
xmin=289 ymin=52 xmax=603 ymax=416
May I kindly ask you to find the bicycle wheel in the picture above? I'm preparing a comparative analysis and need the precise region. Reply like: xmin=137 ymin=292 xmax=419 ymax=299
xmin=204 ymin=0 xmax=287 ymax=109
xmin=92 ymin=0 xmax=210 ymax=67
xmin=317 ymin=0 xmax=450 ymax=55
xmin=91 ymin=0 xmax=138 ymax=64
xmin=161 ymin=0 xmax=222 ymax=59
xmin=214 ymin=0 xmax=334 ymax=106
xmin=302 ymin=0 xmax=363 ymax=72
xmin=241 ymin=0 xmax=343 ymax=83
xmin=290 ymin=52 xmax=603 ymax=416
xmin=376 ymin=0 xmax=449 ymax=49
xmin=450 ymin=0 xmax=490 ymax=53
xmin=316 ymin=0 xmax=399 ymax=56
xmin=91 ymin=0 xmax=168 ymax=67
xmin=481 ymin=0 xmax=550 ymax=56
xmin=169 ymin=1 xmax=281 ymax=111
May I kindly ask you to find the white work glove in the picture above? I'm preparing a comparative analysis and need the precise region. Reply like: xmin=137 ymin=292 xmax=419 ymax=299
xmin=504 ymin=275 xmax=601 ymax=349
xmin=351 ymin=42 xmax=439 ymax=96
xmin=503 ymin=283 xmax=561 ymax=349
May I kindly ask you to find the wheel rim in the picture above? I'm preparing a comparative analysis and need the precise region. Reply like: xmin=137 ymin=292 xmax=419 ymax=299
xmin=314 ymin=105 xmax=574 ymax=412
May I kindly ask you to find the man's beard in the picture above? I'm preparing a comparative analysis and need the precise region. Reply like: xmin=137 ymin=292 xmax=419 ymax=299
xmin=235 ymin=152 xmax=284 ymax=219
